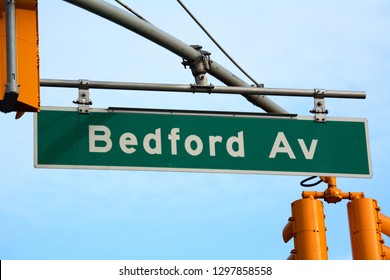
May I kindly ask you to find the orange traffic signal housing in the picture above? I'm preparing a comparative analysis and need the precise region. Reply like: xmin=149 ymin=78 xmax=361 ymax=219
xmin=283 ymin=198 xmax=328 ymax=260
xmin=347 ymin=198 xmax=390 ymax=260
xmin=0 ymin=0 xmax=40 ymax=113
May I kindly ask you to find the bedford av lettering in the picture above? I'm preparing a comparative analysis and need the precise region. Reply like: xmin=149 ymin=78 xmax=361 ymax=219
xmin=88 ymin=126 xmax=245 ymax=158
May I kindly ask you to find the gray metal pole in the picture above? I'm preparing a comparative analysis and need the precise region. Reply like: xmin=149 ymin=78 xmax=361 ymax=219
xmin=63 ymin=0 xmax=288 ymax=114
xmin=40 ymin=78 xmax=366 ymax=99
xmin=1 ymin=0 xmax=19 ymax=113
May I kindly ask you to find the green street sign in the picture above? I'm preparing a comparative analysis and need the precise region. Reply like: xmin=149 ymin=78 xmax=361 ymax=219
xmin=34 ymin=106 xmax=372 ymax=178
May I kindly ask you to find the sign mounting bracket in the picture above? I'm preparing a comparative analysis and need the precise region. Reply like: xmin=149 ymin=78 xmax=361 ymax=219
xmin=73 ymin=79 xmax=92 ymax=113
xmin=311 ymin=89 xmax=328 ymax=122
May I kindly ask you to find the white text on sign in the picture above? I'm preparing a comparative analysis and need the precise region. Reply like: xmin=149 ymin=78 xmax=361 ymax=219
xmin=89 ymin=126 xmax=318 ymax=160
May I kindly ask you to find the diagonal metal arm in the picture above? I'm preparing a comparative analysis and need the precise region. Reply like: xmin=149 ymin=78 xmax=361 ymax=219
xmin=63 ymin=0 xmax=288 ymax=114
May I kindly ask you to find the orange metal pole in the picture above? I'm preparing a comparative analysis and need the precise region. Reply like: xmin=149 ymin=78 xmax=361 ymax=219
xmin=347 ymin=198 xmax=385 ymax=260
xmin=290 ymin=198 xmax=328 ymax=260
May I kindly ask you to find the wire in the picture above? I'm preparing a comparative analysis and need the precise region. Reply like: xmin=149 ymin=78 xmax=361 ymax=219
xmin=114 ymin=0 xmax=149 ymax=23
xmin=300 ymin=176 xmax=323 ymax=187
xmin=177 ymin=0 xmax=262 ymax=88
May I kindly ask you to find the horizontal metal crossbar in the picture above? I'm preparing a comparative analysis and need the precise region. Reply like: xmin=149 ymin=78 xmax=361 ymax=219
xmin=40 ymin=79 xmax=366 ymax=99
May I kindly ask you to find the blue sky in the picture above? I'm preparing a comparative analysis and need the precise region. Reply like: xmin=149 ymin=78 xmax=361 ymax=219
xmin=1 ymin=0 xmax=390 ymax=260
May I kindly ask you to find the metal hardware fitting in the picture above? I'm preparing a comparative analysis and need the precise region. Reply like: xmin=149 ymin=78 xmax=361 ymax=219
xmin=310 ymin=89 xmax=328 ymax=122
xmin=190 ymin=83 xmax=215 ymax=94
xmin=182 ymin=45 xmax=211 ymax=86
xmin=73 ymin=79 xmax=92 ymax=113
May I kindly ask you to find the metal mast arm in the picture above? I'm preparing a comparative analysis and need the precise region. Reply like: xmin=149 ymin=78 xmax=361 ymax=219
xmin=63 ymin=0 xmax=288 ymax=114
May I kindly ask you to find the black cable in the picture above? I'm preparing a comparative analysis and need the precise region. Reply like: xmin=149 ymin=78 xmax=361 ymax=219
xmin=300 ymin=176 xmax=323 ymax=187
xmin=114 ymin=0 xmax=149 ymax=23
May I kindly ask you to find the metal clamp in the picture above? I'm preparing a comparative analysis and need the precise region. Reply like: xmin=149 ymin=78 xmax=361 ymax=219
xmin=190 ymin=83 xmax=215 ymax=94
xmin=182 ymin=45 xmax=211 ymax=86
xmin=310 ymin=89 xmax=328 ymax=122
xmin=73 ymin=79 xmax=92 ymax=113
